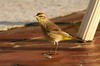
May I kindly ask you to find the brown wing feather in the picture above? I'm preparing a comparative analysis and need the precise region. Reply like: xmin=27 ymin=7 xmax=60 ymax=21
xmin=44 ymin=21 xmax=61 ymax=32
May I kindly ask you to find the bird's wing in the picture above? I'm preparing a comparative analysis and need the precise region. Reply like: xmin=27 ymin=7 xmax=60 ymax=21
xmin=44 ymin=21 xmax=61 ymax=32
xmin=59 ymin=31 xmax=74 ymax=40
xmin=48 ymin=31 xmax=73 ymax=40
xmin=49 ymin=31 xmax=71 ymax=37
xmin=60 ymin=31 xmax=72 ymax=37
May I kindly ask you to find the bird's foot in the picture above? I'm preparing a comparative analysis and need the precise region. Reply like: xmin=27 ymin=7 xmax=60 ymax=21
xmin=43 ymin=52 xmax=55 ymax=58
xmin=43 ymin=52 xmax=53 ymax=58
xmin=49 ymin=52 xmax=55 ymax=55
xmin=43 ymin=51 xmax=60 ymax=58
xmin=44 ymin=51 xmax=59 ymax=55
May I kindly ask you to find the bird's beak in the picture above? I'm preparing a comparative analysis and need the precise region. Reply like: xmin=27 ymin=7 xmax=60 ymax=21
xmin=36 ymin=16 xmax=39 ymax=20
xmin=36 ymin=16 xmax=38 ymax=18
xmin=36 ymin=16 xmax=40 ymax=22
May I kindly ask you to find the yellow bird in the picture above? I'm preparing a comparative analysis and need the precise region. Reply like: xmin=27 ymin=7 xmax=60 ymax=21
xmin=36 ymin=13 xmax=74 ymax=55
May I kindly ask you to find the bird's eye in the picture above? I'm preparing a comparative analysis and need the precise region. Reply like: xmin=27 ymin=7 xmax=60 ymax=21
xmin=39 ymin=16 xmax=45 ymax=19
xmin=39 ymin=16 xmax=43 ymax=17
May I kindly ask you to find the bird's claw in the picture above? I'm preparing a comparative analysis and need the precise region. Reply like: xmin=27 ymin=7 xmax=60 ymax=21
xmin=43 ymin=53 xmax=53 ymax=58
xmin=47 ymin=51 xmax=58 ymax=55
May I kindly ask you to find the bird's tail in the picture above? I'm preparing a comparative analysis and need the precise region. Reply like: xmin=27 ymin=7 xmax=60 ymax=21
xmin=62 ymin=36 xmax=74 ymax=40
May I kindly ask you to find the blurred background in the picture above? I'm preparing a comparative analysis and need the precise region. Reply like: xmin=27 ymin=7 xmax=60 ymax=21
xmin=0 ymin=0 xmax=90 ymax=30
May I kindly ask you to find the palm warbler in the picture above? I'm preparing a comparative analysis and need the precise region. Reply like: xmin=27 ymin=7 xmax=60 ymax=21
xmin=36 ymin=13 xmax=73 ymax=55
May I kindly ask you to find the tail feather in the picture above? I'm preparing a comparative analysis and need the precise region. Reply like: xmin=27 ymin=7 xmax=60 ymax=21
xmin=63 ymin=36 xmax=74 ymax=40
xmin=61 ymin=31 xmax=74 ymax=40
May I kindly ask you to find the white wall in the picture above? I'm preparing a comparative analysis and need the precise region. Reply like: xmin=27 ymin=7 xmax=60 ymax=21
xmin=0 ymin=0 xmax=90 ymax=30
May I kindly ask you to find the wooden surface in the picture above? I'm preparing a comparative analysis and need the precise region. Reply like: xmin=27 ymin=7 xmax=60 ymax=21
xmin=0 ymin=11 xmax=100 ymax=66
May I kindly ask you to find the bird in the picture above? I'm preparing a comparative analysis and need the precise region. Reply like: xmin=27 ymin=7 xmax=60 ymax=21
xmin=36 ymin=13 xmax=74 ymax=55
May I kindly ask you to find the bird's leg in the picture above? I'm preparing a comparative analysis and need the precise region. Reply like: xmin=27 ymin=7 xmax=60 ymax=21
xmin=54 ymin=42 xmax=59 ymax=55
xmin=43 ymin=42 xmax=55 ymax=58
xmin=48 ymin=42 xmax=55 ymax=55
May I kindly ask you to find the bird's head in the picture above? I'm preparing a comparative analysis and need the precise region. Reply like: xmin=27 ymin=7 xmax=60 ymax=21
xmin=36 ymin=13 xmax=48 ymax=24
